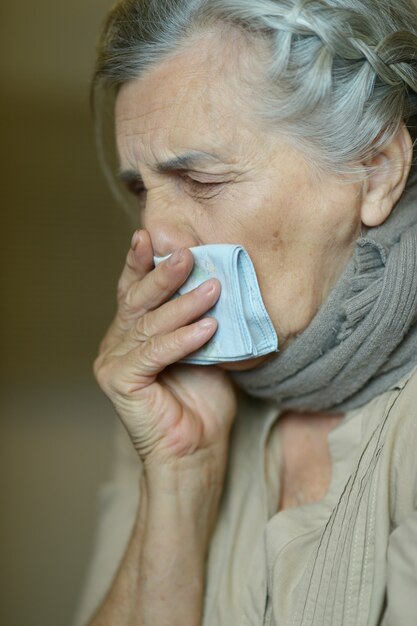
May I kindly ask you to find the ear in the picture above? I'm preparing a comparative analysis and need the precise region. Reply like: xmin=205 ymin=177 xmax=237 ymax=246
xmin=361 ymin=123 xmax=413 ymax=228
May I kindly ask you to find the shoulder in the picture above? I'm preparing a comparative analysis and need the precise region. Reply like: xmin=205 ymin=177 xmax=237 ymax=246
xmin=385 ymin=364 xmax=417 ymax=447
xmin=380 ymin=365 xmax=417 ymax=520
xmin=390 ymin=363 xmax=417 ymax=410
xmin=380 ymin=367 xmax=417 ymax=625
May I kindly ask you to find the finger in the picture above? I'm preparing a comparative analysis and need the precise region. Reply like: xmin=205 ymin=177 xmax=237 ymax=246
xmin=124 ymin=318 xmax=218 ymax=387
xmin=120 ymin=278 xmax=221 ymax=353
xmin=121 ymin=247 xmax=194 ymax=319
xmin=100 ymin=246 xmax=195 ymax=355
xmin=95 ymin=317 xmax=217 ymax=395
xmin=117 ymin=229 xmax=154 ymax=303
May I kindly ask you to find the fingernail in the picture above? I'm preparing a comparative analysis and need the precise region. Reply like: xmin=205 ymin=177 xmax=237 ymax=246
xmin=131 ymin=230 xmax=142 ymax=250
xmin=197 ymin=319 xmax=215 ymax=334
xmin=197 ymin=280 xmax=215 ymax=295
xmin=167 ymin=248 xmax=184 ymax=266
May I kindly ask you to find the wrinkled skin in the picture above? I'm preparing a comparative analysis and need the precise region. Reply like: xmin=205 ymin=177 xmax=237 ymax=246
xmin=94 ymin=30 xmax=404 ymax=472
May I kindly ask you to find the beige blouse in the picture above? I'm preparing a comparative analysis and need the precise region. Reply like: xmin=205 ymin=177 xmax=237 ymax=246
xmin=73 ymin=366 xmax=417 ymax=626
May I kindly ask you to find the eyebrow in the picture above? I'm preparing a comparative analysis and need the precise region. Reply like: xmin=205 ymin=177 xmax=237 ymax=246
xmin=118 ymin=150 xmax=223 ymax=184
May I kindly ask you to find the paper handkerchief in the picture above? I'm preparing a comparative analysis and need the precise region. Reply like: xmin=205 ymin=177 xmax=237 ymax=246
xmin=154 ymin=244 xmax=278 ymax=364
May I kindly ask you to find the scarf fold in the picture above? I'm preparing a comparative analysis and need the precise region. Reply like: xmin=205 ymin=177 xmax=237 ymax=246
xmin=232 ymin=171 xmax=417 ymax=412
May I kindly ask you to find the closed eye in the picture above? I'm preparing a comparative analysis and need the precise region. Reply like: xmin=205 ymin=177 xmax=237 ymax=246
xmin=182 ymin=175 xmax=226 ymax=200
xmin=121 ymin=172 xmax=229 ymax=203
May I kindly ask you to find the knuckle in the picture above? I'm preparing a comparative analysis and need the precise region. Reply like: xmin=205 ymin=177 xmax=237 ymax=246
xmin=113 ymin=376 xmax=138 ymax=398
xmin=123 ymin=282 xmax=138 ymax=310
xmin=171 ymin=327 xmax=185 ymax=350
xmin=93 ymin=354 xmax=111 ymax=390
xmin=142 ymin=336 xmax=164 ymax=368
xmin=131 ymin=316 xmax=148 ymax=342
xmin=94 ymin=355 xmax=129 ymax=398
xmin=116 ymin=283 xmax=126 ymax=304
xmin=120 ymin=284 xmax=143 ymax=319
xmin=153 ymin=267 xmax=171 ymax=292
xmin=138 ymin=314 xmax=153 ymax=338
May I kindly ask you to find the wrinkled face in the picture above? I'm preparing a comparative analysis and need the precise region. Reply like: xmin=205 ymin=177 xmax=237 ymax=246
xmin=115 ymin=31 xmax=363 ymax=366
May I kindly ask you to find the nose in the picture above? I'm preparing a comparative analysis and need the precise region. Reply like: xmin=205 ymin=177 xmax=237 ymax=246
xmin=145 ymin=218 xmax=200 ymax=257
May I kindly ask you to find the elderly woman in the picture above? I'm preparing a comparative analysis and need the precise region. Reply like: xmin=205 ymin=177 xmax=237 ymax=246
xmin=74 ymin=0 xmax=417 ymax=625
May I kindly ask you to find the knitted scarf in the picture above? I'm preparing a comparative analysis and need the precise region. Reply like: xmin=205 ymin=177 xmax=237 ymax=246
xmin=232 ymin=169 xmax=417 ymax=412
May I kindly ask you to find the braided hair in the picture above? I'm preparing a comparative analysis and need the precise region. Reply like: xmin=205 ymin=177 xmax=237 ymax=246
xmin=94 ymin=0 xmax=417 ymax=173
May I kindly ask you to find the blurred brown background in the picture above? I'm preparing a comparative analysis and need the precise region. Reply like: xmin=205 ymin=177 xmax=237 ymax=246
xmin=0 ymin=2 xmax=134 ymax=625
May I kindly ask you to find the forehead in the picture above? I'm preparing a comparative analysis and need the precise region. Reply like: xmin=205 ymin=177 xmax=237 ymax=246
xmin=115 ymin=32 xmax=260 ymax=163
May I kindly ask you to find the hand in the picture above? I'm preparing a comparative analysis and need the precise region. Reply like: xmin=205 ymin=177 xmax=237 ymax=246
xmin=94 ymin=230 xmax=237 ymax=470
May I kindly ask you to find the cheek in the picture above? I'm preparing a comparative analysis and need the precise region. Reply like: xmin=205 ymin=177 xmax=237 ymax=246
xmin=182 ymin=187 xmax=266 ymax=244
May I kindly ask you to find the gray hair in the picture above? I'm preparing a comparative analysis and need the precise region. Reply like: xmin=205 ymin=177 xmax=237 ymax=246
xmin=94 ymin=0 xmax=417 ymax=175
